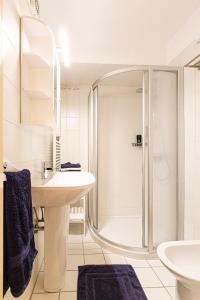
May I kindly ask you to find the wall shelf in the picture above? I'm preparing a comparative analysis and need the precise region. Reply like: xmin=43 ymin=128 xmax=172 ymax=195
xmin=24 ymin=89 xmax=50 ymax=99
xmin=20 ymin=16 xmax=55 ymax=127
xmin=23 ymin=52 xmax=50 ymax=68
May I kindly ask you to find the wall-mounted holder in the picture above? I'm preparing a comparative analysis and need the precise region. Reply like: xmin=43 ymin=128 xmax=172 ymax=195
xmin=20 ymin=16 xmax=55 ymax=127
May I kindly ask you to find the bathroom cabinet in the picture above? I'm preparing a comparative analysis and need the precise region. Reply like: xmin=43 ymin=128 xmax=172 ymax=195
xmin=20 ymin=16 xmax=55 ymax=127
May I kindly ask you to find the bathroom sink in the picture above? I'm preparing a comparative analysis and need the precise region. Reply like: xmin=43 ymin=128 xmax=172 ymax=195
xmin=32 ymin=171 xmax=95 ymax=207
xmin=31 ymin=171 xmax=95 ymax=292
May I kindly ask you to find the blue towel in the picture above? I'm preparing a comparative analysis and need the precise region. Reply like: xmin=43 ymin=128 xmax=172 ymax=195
xmin=4 ymin=169 xmax=38 ymax=297
xmin=61 ymin=162 xmax=81 ymax=169
xmin=78 ymin=264 xmax=148 ymax=300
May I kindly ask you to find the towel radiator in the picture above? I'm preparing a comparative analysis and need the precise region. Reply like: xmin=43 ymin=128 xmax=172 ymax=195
xmin=53 ymin=136 xmax=61 ymax=171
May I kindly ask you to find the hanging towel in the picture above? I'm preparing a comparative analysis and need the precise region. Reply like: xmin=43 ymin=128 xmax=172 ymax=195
xmin=61 ymin=162 xmax=81 ymax=169
xmin=4 ymin=169 xmax=38 ymax=297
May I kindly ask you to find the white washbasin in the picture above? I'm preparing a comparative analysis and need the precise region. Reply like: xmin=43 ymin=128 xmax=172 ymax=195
xmin=31 ymin=171 xmax=95 ymax=292
xmin=32 ymin=171 xmax=95 ymax=207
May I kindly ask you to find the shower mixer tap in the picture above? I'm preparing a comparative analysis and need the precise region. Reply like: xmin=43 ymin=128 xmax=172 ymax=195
xmin=132 ymin=134 xmax=142 ymax=147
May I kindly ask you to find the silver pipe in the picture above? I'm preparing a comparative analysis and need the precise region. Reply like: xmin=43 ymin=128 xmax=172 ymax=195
xmin=177 ymin=68 xmax=185 ymax=240
xmin=93 ymin=86 xmax=99 ymax=229
xmin=148 ymin=66 xmax=154 ymax=253
xmin=142 ymin=72 xmax=146 ymax=248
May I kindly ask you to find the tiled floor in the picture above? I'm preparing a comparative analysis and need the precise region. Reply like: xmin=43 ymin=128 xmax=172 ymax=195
xmin=31 ymin=226 xmax=176 ymax=300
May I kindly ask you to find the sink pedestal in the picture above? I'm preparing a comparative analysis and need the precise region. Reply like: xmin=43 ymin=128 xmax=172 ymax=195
xmin=44 ymin=205 xmax=70 ymax=292
xmin=31 ymin=171 xmax=95 ymax=291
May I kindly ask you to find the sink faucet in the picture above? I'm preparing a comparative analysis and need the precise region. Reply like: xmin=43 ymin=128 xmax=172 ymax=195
xmin=41 ymin=161 xmax=49 ymax=179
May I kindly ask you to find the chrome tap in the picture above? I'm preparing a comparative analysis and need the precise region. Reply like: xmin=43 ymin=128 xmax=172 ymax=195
xmin=41 ymin=161 xmax=48 ymax=179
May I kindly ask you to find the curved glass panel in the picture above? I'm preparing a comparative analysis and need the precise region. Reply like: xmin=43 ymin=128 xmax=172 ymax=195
xmin=88 ymin=67 xmax=179 ymax=252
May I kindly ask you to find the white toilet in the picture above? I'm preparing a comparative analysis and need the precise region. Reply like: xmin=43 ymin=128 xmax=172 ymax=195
xmin=157 ymin=240 xmax=200 ymax=300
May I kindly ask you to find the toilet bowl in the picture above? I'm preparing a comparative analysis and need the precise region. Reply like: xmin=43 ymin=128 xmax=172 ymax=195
xmin=157 ymin=240 xmax=200 ymax=300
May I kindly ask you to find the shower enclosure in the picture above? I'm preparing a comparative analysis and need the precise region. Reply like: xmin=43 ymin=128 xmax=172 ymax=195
xmin=88 ymin=66 xmax=183 ymax=255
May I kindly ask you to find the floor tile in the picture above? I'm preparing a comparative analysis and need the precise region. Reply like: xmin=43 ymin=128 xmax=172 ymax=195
xmin=147 ymin=259 xmax=163 ymax=267
xmin=84 ymin=248 xmax=103 ymax=254
xmin=67 ymin=255 xmax=84 ymax=270
xmin=102 ymin=248 xmax=112 ymax=254
xmin=31 ymin=294 xmax=59 ymax=300
xmin=104 ymin=253 xmax=126 ymax=264
xmin=68 ymin=243 xmax=83 ymax=250
xmin=33 ymin=272 xmax=45 ymax=293
xmin=134 ymin=268 xmax=163 ymax=288
xmin=60 ymin=292 xmax=77 ymax=300
xmin=153 ymin=267 xmax=176 ymax=287
xmin=62 ymin=271 xmax=78 ymax=292
xmin=166 ymin=287 xmax=176 ymax=299
xmin=68 ymin=249 xmax=84 ymax=255
xmin=82 ymin=232 xmax=94 ymax=243
xmin=83 ymin=242 xmax=101 ymax=249
xmin=126 ymin=257 xmax=149 ymax=268
xmin=69 ymin=234 xmax=83 ymax=244
xmin=144 ymin=287 xmax=172 ymax=300
xmin=84 ymin=254 xmax=105 ymax=264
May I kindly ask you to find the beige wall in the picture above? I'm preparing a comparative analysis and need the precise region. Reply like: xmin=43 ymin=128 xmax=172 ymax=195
xmin=2 ymin=1 xmax=52 ymax=299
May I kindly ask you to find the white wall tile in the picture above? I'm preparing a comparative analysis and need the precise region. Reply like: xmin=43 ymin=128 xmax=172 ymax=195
xmin=98 ymin=86 xmax=142 ymax=217
xmin=3 ymin=1 xmax=52 ymax=300
xmin=3 ymin=32 xmax=20 ymax=88
xmin=3 ymin=76 xmax=20 ymax=124
xmin=2 ymin=0 xmax=20 ymax=50
xmin=61 ymin=87 xmax=89 ymax=171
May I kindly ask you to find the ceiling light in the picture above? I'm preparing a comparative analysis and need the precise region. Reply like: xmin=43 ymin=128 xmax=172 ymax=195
xmin=58 ymin=28 xmax=71 ymax=68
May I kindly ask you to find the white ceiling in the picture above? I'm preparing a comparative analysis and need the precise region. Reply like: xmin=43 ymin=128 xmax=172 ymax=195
xmin=60 ymin=63 xmax=143 ymax=87
xmin=39 ymin=0 xmax=200 ymax=85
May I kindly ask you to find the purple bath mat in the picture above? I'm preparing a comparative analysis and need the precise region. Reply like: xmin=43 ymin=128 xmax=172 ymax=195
xmin=77 ymin=264 xmax=148 ymax=300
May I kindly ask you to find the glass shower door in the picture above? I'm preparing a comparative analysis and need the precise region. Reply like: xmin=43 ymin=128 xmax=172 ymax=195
xmin=151 ymin=69 xmax=178 ymax=247
xmin=96 ymin=70 xmax=146 ymax=248
xmin=88 ymin=66 xmax=180 ymax=254
xmin=88 ymin=87 xmax=98 ymax=229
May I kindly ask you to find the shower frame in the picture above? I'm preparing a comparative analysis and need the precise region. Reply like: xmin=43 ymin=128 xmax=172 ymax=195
xmin=88 ymin=65 xmax=184 ymax=255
